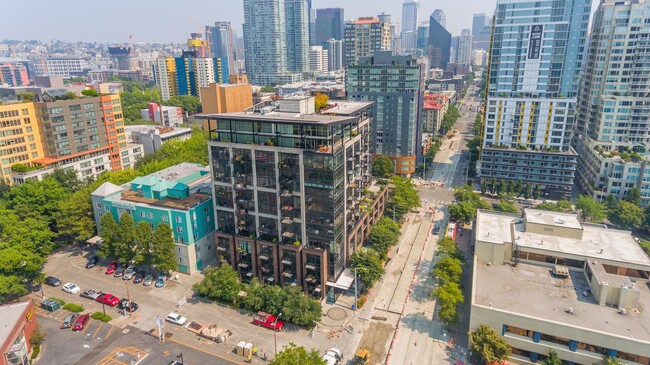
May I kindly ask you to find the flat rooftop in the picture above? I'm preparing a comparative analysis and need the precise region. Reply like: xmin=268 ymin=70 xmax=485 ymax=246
xmin=524 ymin=209 xmax=582 ymax=230
xmin=320 ymin=100 xmax=374 ymax=116
xmin=474 ymin=261 xmax=650 ymax=343
xmin=0 ymin=302 xmax=29 ymax=346
xmin=198 ymin=110 xmax=357 ymax=125
xmin=476 ymin=210 xmax=650 ymax=268
xmin=125 ymin=125 xmax=192 ymax=136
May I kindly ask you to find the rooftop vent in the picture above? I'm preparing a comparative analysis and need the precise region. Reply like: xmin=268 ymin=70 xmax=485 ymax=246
xmin=565 ymin=307 xmax=574 ymax=315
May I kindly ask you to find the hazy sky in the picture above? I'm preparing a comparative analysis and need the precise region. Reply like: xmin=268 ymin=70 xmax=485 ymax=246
xmin=4 ymin=0 xmax=600 ymax=44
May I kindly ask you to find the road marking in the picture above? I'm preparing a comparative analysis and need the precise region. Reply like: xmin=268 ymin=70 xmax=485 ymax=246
xmin=93 ymin=321 xmax=104 ymax=338
xmin=105 ymin=326 xmax=114 ymax=340
xmin=166 ymin=337 xmax=245 ymax=365
xmin=81 ymin=318 xmax=94 ymax=335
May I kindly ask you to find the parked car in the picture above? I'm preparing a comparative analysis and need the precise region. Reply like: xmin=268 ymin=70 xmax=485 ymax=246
xmin=322 ymin=348 xmax=343 ymax=365
xmin=143 ymin=274 xmax=154 ymax=286
xmin=432 ymin=227 xmax=440 ymax=235
xmin=85 ymin=256 xmax=99 ymax=269
xmin=155 ymin=276 xmax=165 ymax=288
xmin=80 ymin=289 xmax=103 ymax=301
xmin=118 ymin=299 xmax=139 ymax=313
xmin=97 ymin=293 xmax=120 ymax=307
xmin=44 ymin=276 xmax=61 ymax=287
xmin=122 ymin=264 xmax=136 ymax=280
xmin=60 ymin=313 xmax=78 ymax=329
xmin=72 ymin=313 xmax=90 ymax=331
xmin=113 ymin=266 xmax=124 ymax=277
xmin=105 ymin=262 xmax=117 ymax=275
xmin=62 ymin=283 xmax=81 ymax=295
xmin=253 ymin=311 xmax=284 ymax=331
xmin=165 ymin=312 xmax=187 ymax=326
xmin=133 ymin=271 xmax=145 ymax=284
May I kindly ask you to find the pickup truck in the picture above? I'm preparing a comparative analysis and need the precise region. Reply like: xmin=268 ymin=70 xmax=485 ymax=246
xmin=80 ymin=289 xmax=103 ymax=301
xmin=252 ymin=311 xmax=284 ymax=331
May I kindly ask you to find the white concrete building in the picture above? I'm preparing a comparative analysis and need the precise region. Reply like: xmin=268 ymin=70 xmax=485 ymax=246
xmin=125 ymin=125 xmax=192 ymax=155
xmin=472 ymin=209 xmax=650 ymax=365
xmin=309 ymin=46 xmax=329 ymax=73
xmin=456 ymin=29 xmax=472 ymax=65
xmin=45 ymin=58 xmax=88 ymax=77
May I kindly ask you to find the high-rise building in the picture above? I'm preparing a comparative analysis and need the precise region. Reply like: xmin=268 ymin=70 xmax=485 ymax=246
xmin=206 ymin=22 xmax=235 ymax=75
xmin=416 ymin=25 xmax=429 ymax=52
xmin=309 ymin=46 xmax=328 ymax=73
xmin=324 ymin=39 xmax=343 ymax=72
xmin=478 ymin=0 xmax=591 ymax=200
xmin=154 ymin=56 xmax=229 ymax=100
xmin=243 ymin=0 xmax=309 ymax=85
xmin=450 ymin=36 xmax=459 ymax=64
xmin=0 ymin=63 xmax=29 ymax=87
xmin=0 ymin=102 xmax=45 ymax=184
xmin=108 ymin=47 xmax=132 ymax=71
xmin=343 ymin=17 xmax=391 ymax=66
xmin=472 ymin=13 xmax=488 ymax=38
xmin=200 ymin=96 xmax=390 ymax=299
xmin=314 ymin=8 xmax=344 ymax=46
xmin=473 ymin=15 xmax=493 ymax=51
xmin=377 ymin=13 xmax=401 ymax=54
xmin=401 ymin=0 xmax=419 ymax=51
xmin=431 ymin=9 xmax=446 ymax=29
xmin=574 ymin=0 xmax=650 ymax=206
xmin=187 ymin=33 xmax=209 ymax=58
xmin=428 ymin=15 xmax=451 ymax=69
xmin=347 ymin=51 xmax=425 ymax=175
xmin=456 ymin=29 xmax=472 ymax=65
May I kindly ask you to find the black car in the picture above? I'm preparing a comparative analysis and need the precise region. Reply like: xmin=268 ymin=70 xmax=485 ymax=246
xmin=118 ymin=299 xmax=139 ymax=313
xmin=85 ymin=255 xmax=100 ymax=269
xmin=113 ymin=266 xmax=124 ymax=277
xmin=44 ymin=276 xmax=61 ymax=287
xmin=132 ymin=271 xmax=145 ymax=284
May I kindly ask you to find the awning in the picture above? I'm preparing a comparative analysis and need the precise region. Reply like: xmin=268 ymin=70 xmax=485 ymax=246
xmin=326 ymin=268 xmax=355 ymax=290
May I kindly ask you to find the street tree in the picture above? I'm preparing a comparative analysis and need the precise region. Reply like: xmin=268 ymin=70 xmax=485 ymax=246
xmin=114 ymin=212 xmax=136 ymax=263
xmin=134 ymin=221 xmax=153 ymax=265
xmin=269 ymin=343 xmax=325 ymax=365
xmin=433 ymin=257 xmax=463 ymax=284
xmin=151 ymin=223 xmax=176 ymax=273
xmin=163 ymin=95 xmax=201 ymax=113
xmin=532 ymin=184 xmax=541 ymax=200
xmin=624 ymin=187 xmax=642 ymax=206
xmin=575 ymin=195 xmax=606 ymax=222
xmin=480 ymin=181 xmax=487 ymax=194
xmin=372 ymin=156 xmax=394 ymax=178
xmin=350 ymin=248 xmax=385 ymax=289
xmin=193 ymin=264 xmax=242 ymax=304
xmin=434 ymin=281 xmax=464 ymax=324
xmin=281 ymin=286 xmax=323 ymax=327
xmin=469 ymin=324 xmax=512 ymax=364
xmin=497 ymin=180 xmax=506 ymax=194
xmin=490 ymin=178 xmax=497 ymax=195
xmin=98 ymin=213 xmax=118 ymax=259
xmin=514 ymin=180 xmax=523 ymax=197
xmin=604 ymin=194 xmax=618 ymax=211
xmin=0 ymin=276 xmax=28 ymax=303
xmin=609 ymin=201 xmax=644 ymax=229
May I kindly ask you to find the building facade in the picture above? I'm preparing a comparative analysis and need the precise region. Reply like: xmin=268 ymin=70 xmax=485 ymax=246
xmin=478 ymin=0 xmax=591 ymax=199
xmin=45 ymin=58 xmax=88 ymax=77
xmin=153 ymin=58 xmax=177 ymax=101
xmin=347 ymin=51 xmax=426 ymax=175
xmin=431 ymin=9 xmax=446 ymax=29
xmin=91 ymin=163 xmax=215 ymax=274
xmin=573 ymin=0 xmax=650 ymax=206
xmin=0 ymin=302 xmax=37 ymax=365
xmin=125 ymin=125 xmax=192 ymax=155
xmin=309 ymin=46 xmax=329 ymax=73
xmin=285 ymin=0 xmax=311 ymax=74
xmin=200 ymin=97 xmax=389 ymax=300
xmin=140 ymin=103 xmax=183 ymax=127
xmin=428 ymin=15 xmax=451 ymax=69
xmin=472 ymin=209 xmax=650 ymax=365
xmin=206 ymin=22 xmax=236 ymax=75
xmin=0 ymin=63 xmax=29 ymax=87
xmin=456 ymin=29 xmax=472 ymax=65
xmin=422 ymin=92 xmax=451 ymax=133
xmin=401 ymin=0 xmax=420 ymax=51
xmin=0 ymin=102 xmax=46 ymax=185
xmin=199 ymin=83 xmax=253 ymax=116
xmin=315 ymin=8 xmax=344 ymax=46
xmin=108 ymin=46 xmax=132 ymax=71
xmin=344 ymin=17 xmax=391 ymax=66
xmin=416 ymin=25 xmax=429 ymax=52
xmin=324 ymin=39 xmax=343 ymax=72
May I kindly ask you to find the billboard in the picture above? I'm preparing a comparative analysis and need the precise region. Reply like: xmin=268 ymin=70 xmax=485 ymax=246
xmin=528 ymin=24 xmax=543 ymax=60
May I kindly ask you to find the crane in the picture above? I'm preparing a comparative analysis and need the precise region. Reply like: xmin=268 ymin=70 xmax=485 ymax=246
xmin=185 ymin=15 xmax=204 ymax=33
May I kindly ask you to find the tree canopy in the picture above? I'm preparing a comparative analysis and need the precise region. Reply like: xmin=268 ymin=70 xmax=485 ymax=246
xmin=163 ymin=95 xmax=201 ymax=113
xmin=608 ymin=200 xmax=644 ymax=229
xmin=372 ymin=156 xmax=394 ymax=178
xmin=269 ymin=343 xmax=325 ymax=365
xmin=350 ymin=248 xmax=385 ymax=289
xmin=575 ymin=195 xmax=606 ymax=222
xmin=469 ymin=324 xmax=512 ymax=364
xmin=314 ymin=93 xmax=329 ymax=111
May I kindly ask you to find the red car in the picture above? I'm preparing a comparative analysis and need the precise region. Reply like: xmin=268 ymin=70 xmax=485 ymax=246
xmin=253 ymin=311 xmax=284 ymax=331
xmin=72 ymin=313 xmax=90 ymax=331
xmin=97 ymin=293 xmax=120 ymax=307
xmin=105 ymin=262 xmax=117 ymax=275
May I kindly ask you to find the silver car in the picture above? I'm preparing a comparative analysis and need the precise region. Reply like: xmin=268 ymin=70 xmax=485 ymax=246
xmin=123 ymin=264 xmax=136 ymax=280
xmin=60 ymin=313 xmax=78 ymax=329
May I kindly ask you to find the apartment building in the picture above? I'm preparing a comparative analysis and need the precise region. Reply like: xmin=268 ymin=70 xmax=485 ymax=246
xmin=45 ymin=58 xmax=88 ymax=77
xmin=200 ymin=96 xmax=389 ymax=300
xmin=343 ymin=17 xmax=391 ymax=66
xmin=472 ymin=209 xmax=650 ymax=365
xmin=0 ymin=102 xmax=46 ymax=184
xmin=91 ymin=163 xmax=215 ymax=274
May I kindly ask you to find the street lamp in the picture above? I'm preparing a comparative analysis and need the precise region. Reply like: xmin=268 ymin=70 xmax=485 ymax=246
xmin=177 ymin=353 xmax=184 ymax=364
xmin=273 ymin=313 xmax=282 ymax=356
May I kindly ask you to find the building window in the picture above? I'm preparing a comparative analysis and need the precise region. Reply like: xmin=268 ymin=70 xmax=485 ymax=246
xmin=177 ymin=227 xmax=183 ymax=233
xmin=140 ymin=211 xmax=145 ymax=218
xmin=149 ymin=223 xmax=154 ymax=229
xmin=147 ymin=212 xmax=153 ymax=219
xmin=96 ymin=202 xmax=102 ymax=208
xmin=162 ymin=216 xmax=168 ymax=222
xmin=175 ymin=216 xmax=182 ymax=223
xmin=194 ymin=233 xmax=198 ymax=240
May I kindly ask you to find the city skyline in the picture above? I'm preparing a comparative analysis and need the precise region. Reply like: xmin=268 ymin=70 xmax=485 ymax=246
xmin=3 ymin=0 xmax=523 ymax=43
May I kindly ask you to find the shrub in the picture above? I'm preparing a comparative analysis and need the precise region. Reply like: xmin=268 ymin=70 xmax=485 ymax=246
xmin=91 ymin=312 xmax=112 ymax=322
xmin=30 ymin=345 xmax=40 ymax=360
xmin=49 ymin=297 xmax=65 ymax=306
xmin=63 ymin=303 xmax=84 ymax=312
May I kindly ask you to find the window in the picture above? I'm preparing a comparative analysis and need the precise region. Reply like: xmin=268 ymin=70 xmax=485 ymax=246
xmin=140 ymin=211 xmax=145 ymax=218
xmin=175 ymin=216 xmax=182 ymax=223
xmin=177 ymin=227 xmax=183 ymax=233
xmin=147 ymin=212 xmax=153 ymax=219
xmin=193 ymin=233 xmax=198 ymax=240
xmin=149 ymin=222 xmax=154 ymax=229
xmin=96 ymin=202 xmax=102 ymax=208
xmin=162 ymin=216 xmax=168 ymax=222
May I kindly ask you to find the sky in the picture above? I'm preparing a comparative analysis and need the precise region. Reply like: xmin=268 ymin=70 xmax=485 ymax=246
xmin=4 ymin=0 xmax=601 ymax=44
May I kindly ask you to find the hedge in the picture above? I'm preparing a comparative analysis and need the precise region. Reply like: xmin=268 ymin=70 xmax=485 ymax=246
xmin=91 ymin=312 xmax=112 ymax=322
xmin=62 ymin=303 xmax=84 ymax=312
xmin=49 ymin=297 xmax=65 ymax=306
xmin=30 ymin=345 xmax=40 ymax=360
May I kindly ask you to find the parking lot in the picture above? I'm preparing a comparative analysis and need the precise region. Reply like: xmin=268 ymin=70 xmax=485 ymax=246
xmin=38 ymin=245 xmax=357 ymax=364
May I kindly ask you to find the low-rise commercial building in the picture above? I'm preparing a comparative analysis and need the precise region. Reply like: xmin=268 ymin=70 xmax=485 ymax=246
xmin=472 ymin=209 xmax=650 ymax=365
xmin=0 ymin=301 xmax=37 ymax=365
xmin=199 ymin=97 xmax=389 ymax=300
xmin=422 ymin=92 xmax=452 ymax=134
xmin=140 ymin=103 xmax=183 ymax=127
xmin=125 ymin=125 xmax=192 ymax=155
xmin=91 ymin=163 xmax=215 ymax=274
xmin=199 ymin=83 xmax=253 ymax=115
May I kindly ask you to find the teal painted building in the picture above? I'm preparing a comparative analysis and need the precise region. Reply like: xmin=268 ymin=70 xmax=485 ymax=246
xmin=91 ymin=163 xmax=216 ymax=274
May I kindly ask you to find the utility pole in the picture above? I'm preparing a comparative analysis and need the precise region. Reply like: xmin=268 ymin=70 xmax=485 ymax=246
xmin=354 ymin=267 xmax=358 ymax=311
xmin=273 ymin=313 xmax=282 ymax=356
xmin=124 ymin=281 xmax=132 ymax=317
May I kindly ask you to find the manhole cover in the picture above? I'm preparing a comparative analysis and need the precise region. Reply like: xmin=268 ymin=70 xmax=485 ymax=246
xmin=327 ymin=308 xmax=347 ymax=321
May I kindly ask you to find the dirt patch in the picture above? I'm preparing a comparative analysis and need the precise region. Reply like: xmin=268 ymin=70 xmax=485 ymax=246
xmin=356 ymin=322 xmax=394 ymax=364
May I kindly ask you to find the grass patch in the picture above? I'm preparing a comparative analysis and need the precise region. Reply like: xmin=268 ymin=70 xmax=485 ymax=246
xmin=640 ymin=240 xmax=650 ymax=256
xmin=49 ymin=297 xmax=65 ymax=306
xmin=30 ymin=344 xmax=40 ymax=360
xmin=91 ymin=312 xmax=112 ymax=322
xmin=62 ymin=303 xmax=84 ymax=312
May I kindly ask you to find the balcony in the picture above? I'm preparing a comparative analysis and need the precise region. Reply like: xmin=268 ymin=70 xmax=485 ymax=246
xmin=238 ymin=263 xmax=249 ymax=269
xmin=305 ymin=264 xmax=316 ymax=271
xmin=282 ymin=259 xmax=294 ymax=266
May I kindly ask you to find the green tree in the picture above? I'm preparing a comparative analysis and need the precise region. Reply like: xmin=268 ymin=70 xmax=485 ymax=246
xmin=609 ymin=201 xmax=644 ymax=229
xmin=433 ymin=257 xmax=463 ymax=284
xmin=350 ymin=248 xmax=385 ymax=289
xmin=532 ymin=184 xmax=541 ymax=200
xmin=490 ymin=178 xmax=497 ymax=195
xmin=541 ymin=350 xmax=562 ymax=365
xmin=114 ymin=212 xmax=136 ymax=263
xmin=314 ymin=93 xmax=329 ymax=111
xmin=0 ymin=276 xmax=29 ymax=303
xmin=449 ymin=201 xmax=479 ymax=223
xmin=241 ymin=278 xmax=265 ymax=312
xmin=372 ymin=156 xmax=394 ymax=178
xmin=98 ymin=213 xmax=118 ymax=259
xmin=480 ymin=181 xmax=487 ymax=194
xmin=604 ymin=194 xmax=618 ymax=211
xmin=624 ymin=187 xmax=642 ymax=206
xmin=151 ymin=223 xmax=176 ymax=273
xmin=497 ymin=180 xmax=506 ymax=194
xmin=436 ymin=237 xmax=463 ymax=261
xmin=434 ymin=281 xmax=464 ymax=324
xmin=193 ymin=264 xmax=242 ymax=304
xmin=575 ymin=195 xmax=606 ymax=222
xmin=55 ymin=191 xmax=95 ymax=243
xmin=514 ymin=180 xmax=523 ymax=197
xmin=281 ymin=286 xmax=323 ymax=327
xmin=469 ymin=324 xmax=512 ymax=364
xmin=260 ymin=86 xmax=275 ymax=93
xmin=523 ymin=184 xmax=532 ymax=200
xmin=17 ymin=92 xmax=36 ymax=102
xmin=495 ymin=198 xmax=517 ymax=213
xmin=134 ymin=221 xmax=153 ymax=265
xmin=9 ymin=177 xmax=70 ymax=221
xmin=163 ymin=95 xmax=201 ymax=113
xmin=81 ymin=89 xmax=99 ymax=97
xmin=368 ymin=221 xmax=400 ymax=259
xmin=505 ymin=181 xmax=513 ymax=194
xmin=600 ymin=357 xmax=625 ymax=365
xmin=269 ymin=343 xmax=325 ymax=365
